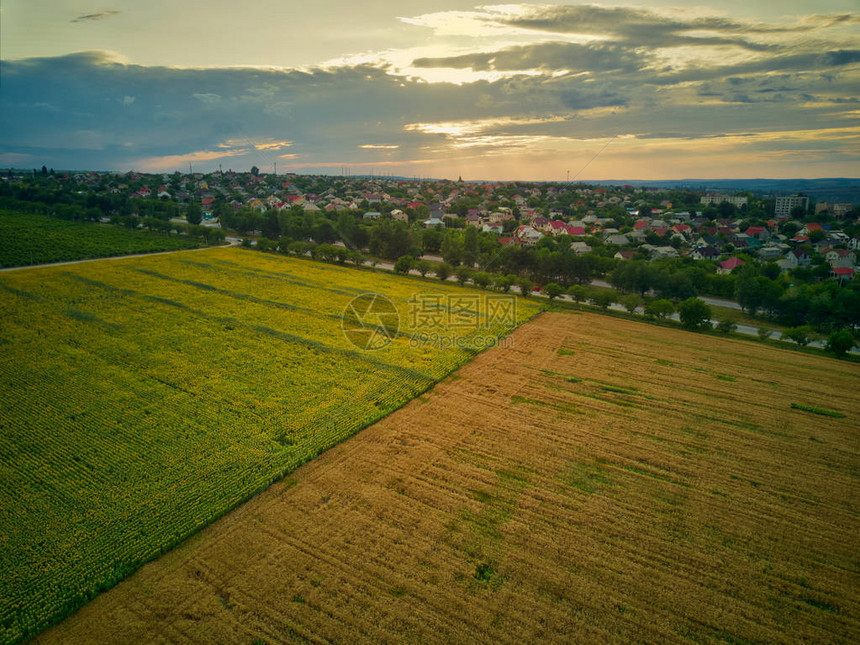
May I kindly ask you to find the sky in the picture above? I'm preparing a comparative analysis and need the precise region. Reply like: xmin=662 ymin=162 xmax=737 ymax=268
xmin=1 ymin=1 xmax=858 ymax=180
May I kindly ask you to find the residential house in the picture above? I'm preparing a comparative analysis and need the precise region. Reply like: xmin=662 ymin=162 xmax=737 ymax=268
xmin=390 ymin=209 xmax=408 ymax=222
xmin=606 ymin=234 xmax=630 ymax=246
xmin=490 ymin=211 xmax=515 ymax=223
xmin=827 ymin=230 xmax=850 ymax=245
xmin=799 ymin=223 xmax=826 ymax=236
xmin=757 ymin=246 xmax=784 ymax=261
xmin=744 ymin=226 xmax=770 ymax=240
xmin=718 ymin=257 xmax=745 ymax=274
xmin=783 ymin=248 xmax=810 ymax=270
xmin=831 ymin=267 xmax=855 ymax=283
xmin=549 ymin=220 xmax=569 ymax=236
xmin=652 ymin=246 xmax=679 ymax=259
xmin=466 ymin=214 xmax=483 ymax=228
xmin=515 ymin=225 xmax=543 ymax=245
xmin=690 ymin=247 xmax=719 ymax=261
xmin=532 ymin=216 xmax=550 ymax=232
xmin=825 ymin=248 xmax=856 ymax=269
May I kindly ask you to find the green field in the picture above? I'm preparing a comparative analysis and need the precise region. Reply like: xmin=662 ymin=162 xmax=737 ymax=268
xmin=0 ymin=210 xmax=203 ymax=267
xmin=0 ymin=248 xmax=541 ymax=644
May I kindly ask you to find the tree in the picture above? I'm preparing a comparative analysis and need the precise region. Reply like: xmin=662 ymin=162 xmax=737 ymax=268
xmin=782 ymin=325 xmax=815 ymax=347
xmin=349 ymin=250 xmax=366 ymax=267
xmin=678 ymin=298 xmax=712 ymax=330
xmin=394 ymin=255 xmax=414 ymax=275
xmin=462 ymin=226 xmax=479 ymax=266
xmin=644 ymin=299 xmax=674 ymax=320
xmin=716 ymin=319 xmax=737 ymax=335
xmin=186 ymin=201 xmax=202 ymax=225
xmin=495 ymin=274 xmax=515 ymax=293
xmin=808 ymin=229 xmax=827 ymax=243
xmin=415 ymin=260 xmax=432 ymax=277
xmin=441 ymin=234 xmax=463 ymax=266
xmin=251 ymin=165 xmax=260 ymax=177
xmin=518 ymin=278 xmax=533 ymax=298
xmin=455 ymin=265 xmax=473 ymax=285
xmin=543 ymin=282 xmax=565 ymax=301
xmin=591 ymin=289 xmax=616 ymax=311
xmin=334 ymin=247 xmax=350 ymax=264
xmin=435 ymin=262 xmax=452 ymax=281
xmin=567 ymin=285 xmax=587 ymax=304
xmin=761 ymin=262 xmax=780 ymax=280
xmin=620 ymin=293 xmax=642 ymax=314
xmin=757 ymin=327 xmax=773 ymax=341
xmin=789 ymin=204 xmax=807 ymax=219
xmin=473 ymin=272 xmax=492 ymax=289
xmin=611 ymin=261 xmax=656 ymax=296
xmin=825 ymin=330 xmax=856 ymax=357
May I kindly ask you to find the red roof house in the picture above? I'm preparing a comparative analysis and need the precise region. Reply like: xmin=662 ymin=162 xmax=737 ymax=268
xmin=718 ymin=257 xmax=745 ymax=274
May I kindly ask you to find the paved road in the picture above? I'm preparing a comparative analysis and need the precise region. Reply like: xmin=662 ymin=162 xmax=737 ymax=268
xmin=590 ymin=278 xmax=742 ymax=311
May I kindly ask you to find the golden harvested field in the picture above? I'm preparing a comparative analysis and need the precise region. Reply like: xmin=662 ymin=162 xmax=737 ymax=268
xmin=34 ymin=311 xmax=859 ymax=644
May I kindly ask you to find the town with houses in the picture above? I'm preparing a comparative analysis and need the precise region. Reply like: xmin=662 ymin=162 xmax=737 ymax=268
xmin=5 ymin=168 xmax=857 ymax=288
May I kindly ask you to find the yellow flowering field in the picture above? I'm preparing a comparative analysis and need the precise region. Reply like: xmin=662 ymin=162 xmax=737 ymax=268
xmin=0 ymin=247 xmax=541 ymax=644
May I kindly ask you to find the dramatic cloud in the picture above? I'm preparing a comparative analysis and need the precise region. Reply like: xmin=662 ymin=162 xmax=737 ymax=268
xmin=497 ymin=4 xmax=856 ymax=47
xmin=1 ymin=3 xmax=859 ymax=179
xmin=413 ymin=41 xmax=645 ymax=73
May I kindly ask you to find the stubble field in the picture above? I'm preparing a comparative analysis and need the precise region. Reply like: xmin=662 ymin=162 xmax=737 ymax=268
xmin=33 ymin=311 xmax=859 ymax=644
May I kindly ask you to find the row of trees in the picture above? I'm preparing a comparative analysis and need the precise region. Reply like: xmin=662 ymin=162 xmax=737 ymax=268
xmin=609 ymin=259 xmax=859 ymax=333
xmin=243 ymin=208 xmax=858 ymax=334
xmin=0 ymin=195 xmax=224 ymax=245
